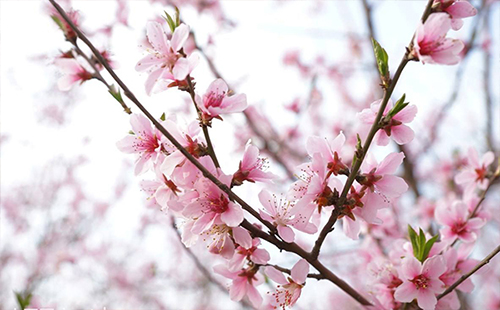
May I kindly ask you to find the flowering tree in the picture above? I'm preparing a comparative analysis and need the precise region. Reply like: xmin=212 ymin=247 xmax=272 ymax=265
xmin=1 ymin=0 xmax=499 ymax=309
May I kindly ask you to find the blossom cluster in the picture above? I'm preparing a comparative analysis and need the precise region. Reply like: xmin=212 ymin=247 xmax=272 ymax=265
xmin=46 ymin=1 xmax=499 ymax=309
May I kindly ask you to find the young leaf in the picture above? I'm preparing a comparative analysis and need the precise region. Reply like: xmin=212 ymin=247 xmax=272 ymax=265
xmin=163 ymin=11 xmax=176 ymax=33
xmin=371 ymin=38 xmax=389 ymax=83
xmin=160 ymin=112 xmax=166 ymax=121
xmin=408 ymin=225 xmax=419 ymax=258
xmin=422 ymin=234 xmax=439 ymax=262
xmin=387 ymin=94 xmax=408 ymax=118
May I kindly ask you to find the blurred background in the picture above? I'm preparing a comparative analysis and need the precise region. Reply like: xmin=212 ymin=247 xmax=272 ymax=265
xmin=1 ymin=0 xmax=499 ymax=309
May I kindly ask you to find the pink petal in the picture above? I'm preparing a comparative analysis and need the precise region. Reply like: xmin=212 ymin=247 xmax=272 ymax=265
xmin=454 ymin=170 xmax=476 ymax=185
xmin=241 ymin=144 xmax=259 ymax=169
xmin=392 ymin=125 xmax=415 ymax=145
xmin=232 ymin=226 xmax=252 ymax=249
xmin=416 ymin=289 xmax=438 ymax=310
xmin=422 ymin=13 xmax=452 ymax=43
xmin=277 ymin=225 xmax=295 ymax=243
xmin=343 ymin=216 xmax=360 ymax=240
xmin=221 ymin=203 xmax=244 ymax=227
xmin=394 ymin=282 xmax=417 ymax=303
xmin=252 ymin=248 xmax=270 ymax=264
xmin=447 ymin=1 xmax=477 ymax=19
xmin=170 ymin=23 xmax=189 ymax=52
xmin=207 ymin=78 xmax=229 ymax=95
xmin=395 ymin=104 xmax=418 ymax=123
xmin=376 ymin=175 xmax=408 ymax=197
xmin=377 ymin=152 xmax=405 ymax=175
xmin=219 ymin=94 xmax=247 ymax=113
xmin=422 ymin=255 xmax=446 ymax=278
xmin=172 ymin=57 xmax=190 ymax=80
xmin=57 ymin=75 xmax=78 ymax=91
xmin=229 ymin=278 xmax=247 ymax=301
xmin=258 ymin=190 xmax=276 ymax=215
xmin=116 ymin=135 xmax=136 ymax=153
xmin=213 ymin=264 xmax=237 ymax=279
xmin=375 ymin=130 xmax=390 ymax=146
xmin=191 ymin=212 xmax=215 ymax=234
xmin=291 ymin=259 xmax=309 ymax=284
xmin=482 ymin=151 xmax=495 ymax=167
xmin=135 ymin=54 xmax=162 ymax=72
xmin=146 ymin=22 xmax=169 ymax=54
xmin=402 ymin=256 xmax=422 ymax=279
xmin=246 ymin=284 xmax=263 ymax=308
xmin=264 ymin=266 xmax=288 ymax=285
xmin=145 ymin=68 xmax=164 ymax=95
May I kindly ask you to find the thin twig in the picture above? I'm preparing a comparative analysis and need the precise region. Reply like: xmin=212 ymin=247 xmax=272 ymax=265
xmin=437 ymin=244 xmax=500 ymax=300
xmin=482 ymin=5 xmax=495 ymax=153
xmin=48 ymin=1 xmax=372 ymax=305
xmin=263 ymin=264 xmax=323 ymax=280
xmin=361 ymin=0 xmax=421 ymax=198
xmin=310 ymin=0 xmax=435 ymax=261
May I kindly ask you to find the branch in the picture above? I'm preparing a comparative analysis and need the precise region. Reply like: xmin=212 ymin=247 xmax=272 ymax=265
xmin=49 ymin=1 xmax=372 ymax=305
xmin=262 ymin=264 xmax=323 ymax=280
xmin=184 ymin=72 xmax=220 ymax=168
xmin=361 ymin=0 xmax=420 ymax=198
xmin=482 ymin=5 xmax=495 ymax=153
xmin=437 ymin=244 xmax=500 ymax=300
xmin=310 ymin=0 xmax=436 ymax=260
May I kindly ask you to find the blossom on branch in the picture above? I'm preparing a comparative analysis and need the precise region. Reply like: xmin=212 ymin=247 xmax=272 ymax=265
xmin=412 ymin=13 xmax=464 ymax=65
xmin=136 ymin=22 xmax=198 ymax=95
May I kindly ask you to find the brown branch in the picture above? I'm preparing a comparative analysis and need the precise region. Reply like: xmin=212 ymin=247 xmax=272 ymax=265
xmin=262 ymin=264 xmax=323 ymax=280
xmin=184 ymin=72 xmax=220 ymax=168
xmin=437 ymin=243 xmax=500 ymax=300
xmin=48 ymin=1 xmax=372 ymax=305
xmin=310 ymin=0 xmax=436 ymax=261
xmin=482 ymin=5 xmax=495 ymax=153
xmin=361 ymin=0 xmax=420 ymax=198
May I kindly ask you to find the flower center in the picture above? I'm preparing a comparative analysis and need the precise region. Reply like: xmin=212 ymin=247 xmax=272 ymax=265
xmin=410 ymin=274 xmax=430 ymax=290
xmin=209 ymin=194 xmax=229 ymax=214
xmin=205 ymin=91 xmax=225 ymax=108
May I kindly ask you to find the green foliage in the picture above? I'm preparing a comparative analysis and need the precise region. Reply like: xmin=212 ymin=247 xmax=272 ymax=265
xmin=15 ymin=291 xmax=32 ymax=310
xmin=408 ymin=225 xmax=439 ymax=263
xmin=163 ymin=7 xmax=181 ymax=33
xmin=371 ymin=38 xmax=389 ymax=84
xmin=387 ymin=93 xmax=409 ymax=118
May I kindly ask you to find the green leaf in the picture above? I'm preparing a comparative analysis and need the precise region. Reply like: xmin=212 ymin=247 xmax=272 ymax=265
xmin=108 ymin=85 xmax=123 ymax=103
xmin=408 ymin=225 xmax=419 ymax=259
xmin=174 ymin=7 xmax=181 ymax=27
xmin=422 ymin=234 xmax=439 ymax=261
xmin=371 ymin=38 xmax=389 ymax=82
xmin=15 ymin=291 xmax=32 ymax=310
xmin=387 ymin=94 xmax=408 ymax=118
xmin=163 ymin=11 xmax=176 ymax=33
xmin=51 ymin=15 xmax=65 ymax=32
xmin=160 ymin=113 xmax=166 ymax=121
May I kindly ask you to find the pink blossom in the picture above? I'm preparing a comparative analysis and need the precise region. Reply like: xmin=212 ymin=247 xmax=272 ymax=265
xmin=54 ymin=58 xmax=93 ymax=91
xmin=135 ymin=22 xmax=198 ymax=95
xmin=394 ymin=255 xmax=446 ymax=310
xmin=265 ymin=259 xmax=309 ymax=309
xmin=183 ymin=174 xmax=244 ymax=234
xmin=232 ymin=142 xmax=276 ymax=186
xmin=435 ymin=0 xmax=477 ymax=30
xmin=200 ymin=223 xmax=251 ymax=259
xmin=259 ymin=190 xmax=315 ymax=243
xmin=196 ymin=79 xmax=247 ymax=123
xmin=455 ymin=147 xmax=494 ymax=194
xmin=360 ymin=152 xmax=409 ymax=200
xmin=435 ymin=200 xmax=485 ymax=243
xmin=413 ymin=13 xmax=464 ymax=65
xmin=305 ymin=132 xmax=349 ymax=177
xmin=358 ymin=99 xmax=417 ymax=146
xmin=214 ymin=265 xmax=263 ymax=308
xmin=228 ymin=238 xmax=270 ymax=271
xmin=117 ymin=114 xmax=171 ymax=175
xmin=139 ymin=166 xmax=181 ymax=212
